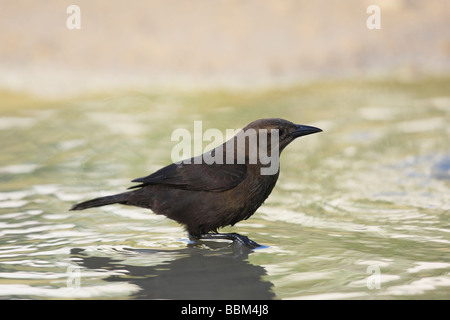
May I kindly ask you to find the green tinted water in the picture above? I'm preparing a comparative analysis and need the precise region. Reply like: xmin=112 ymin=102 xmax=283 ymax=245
xmin=0 ymin=77 xmax=449 ymax=299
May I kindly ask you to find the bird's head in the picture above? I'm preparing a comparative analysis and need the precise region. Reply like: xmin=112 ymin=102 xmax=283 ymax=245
xmin=217 ymin=118 xmax=321 ymax=175
xmin=242 ymin=118 xmax=322 ymax=154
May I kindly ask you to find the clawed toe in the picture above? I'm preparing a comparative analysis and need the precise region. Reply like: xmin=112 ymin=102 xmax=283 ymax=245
xmin=191 ymin=232 xmax=262 ymax=249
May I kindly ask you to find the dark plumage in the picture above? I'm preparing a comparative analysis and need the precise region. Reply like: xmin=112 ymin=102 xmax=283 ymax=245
xmin=71 ymin=118 xmax=322 ymax=247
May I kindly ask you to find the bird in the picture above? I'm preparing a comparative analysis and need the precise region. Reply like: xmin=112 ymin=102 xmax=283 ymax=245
xmin=71 ymin=118 xmax=322 ymax=247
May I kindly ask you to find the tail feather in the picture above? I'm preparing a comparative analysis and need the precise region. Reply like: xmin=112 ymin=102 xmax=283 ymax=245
xmin=70 ymin=191 xmax=132 ymax=211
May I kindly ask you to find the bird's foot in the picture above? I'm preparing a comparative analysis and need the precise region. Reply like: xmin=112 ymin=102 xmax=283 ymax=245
xmin=193 ymin=232 xmax=261 ymax=249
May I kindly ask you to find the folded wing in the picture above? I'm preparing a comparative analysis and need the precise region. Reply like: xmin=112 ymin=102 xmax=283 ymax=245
xmin=129 ymin=161 xmax=247 ymax=192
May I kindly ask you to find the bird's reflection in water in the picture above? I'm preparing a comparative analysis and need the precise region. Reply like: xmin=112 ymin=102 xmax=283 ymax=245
xmin=70 ymin=241 xmax=275 ymax=299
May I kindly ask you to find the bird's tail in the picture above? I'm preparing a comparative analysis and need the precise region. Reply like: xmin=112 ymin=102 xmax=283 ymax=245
xmin=70 ymin=191 xmax=132 ymax=211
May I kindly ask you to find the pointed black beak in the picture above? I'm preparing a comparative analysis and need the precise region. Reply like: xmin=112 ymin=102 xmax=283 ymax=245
xmin=292 ymin=124 xmax=322 ymax=138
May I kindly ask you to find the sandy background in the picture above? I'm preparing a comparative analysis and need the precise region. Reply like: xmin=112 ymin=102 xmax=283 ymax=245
xmin=0 ymin=0 xmax=449 ymax=96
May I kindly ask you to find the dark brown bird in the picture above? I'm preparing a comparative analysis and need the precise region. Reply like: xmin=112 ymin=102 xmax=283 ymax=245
xmin=71 ymin=118 xmax=322 ymax=247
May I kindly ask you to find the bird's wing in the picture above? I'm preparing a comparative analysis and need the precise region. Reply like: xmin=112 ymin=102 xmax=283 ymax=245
xmin=129 ymin=162 xmax=247 ymax=192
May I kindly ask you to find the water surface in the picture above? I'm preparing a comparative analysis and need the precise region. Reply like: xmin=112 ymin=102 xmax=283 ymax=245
xmin=0 ymin=78 xmax=449 ymax=299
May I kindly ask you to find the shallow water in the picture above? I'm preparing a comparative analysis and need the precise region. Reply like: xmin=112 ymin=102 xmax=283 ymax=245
xmin=0 ymin=78 xmax=449 ymax=299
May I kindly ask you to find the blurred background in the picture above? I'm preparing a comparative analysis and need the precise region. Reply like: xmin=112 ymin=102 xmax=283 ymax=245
xmin=0 ymin=0 xmax=449 ymax=96
xmin=0 ymin=0 xmax=449 ymax=300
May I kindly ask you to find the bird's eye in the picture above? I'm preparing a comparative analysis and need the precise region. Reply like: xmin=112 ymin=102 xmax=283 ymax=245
xmin=266 ymin=128 xmax=281 ymax=140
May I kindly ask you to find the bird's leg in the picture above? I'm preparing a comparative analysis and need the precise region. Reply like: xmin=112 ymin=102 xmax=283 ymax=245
xmin=194 ymin=232 xmax=261 ymax=248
